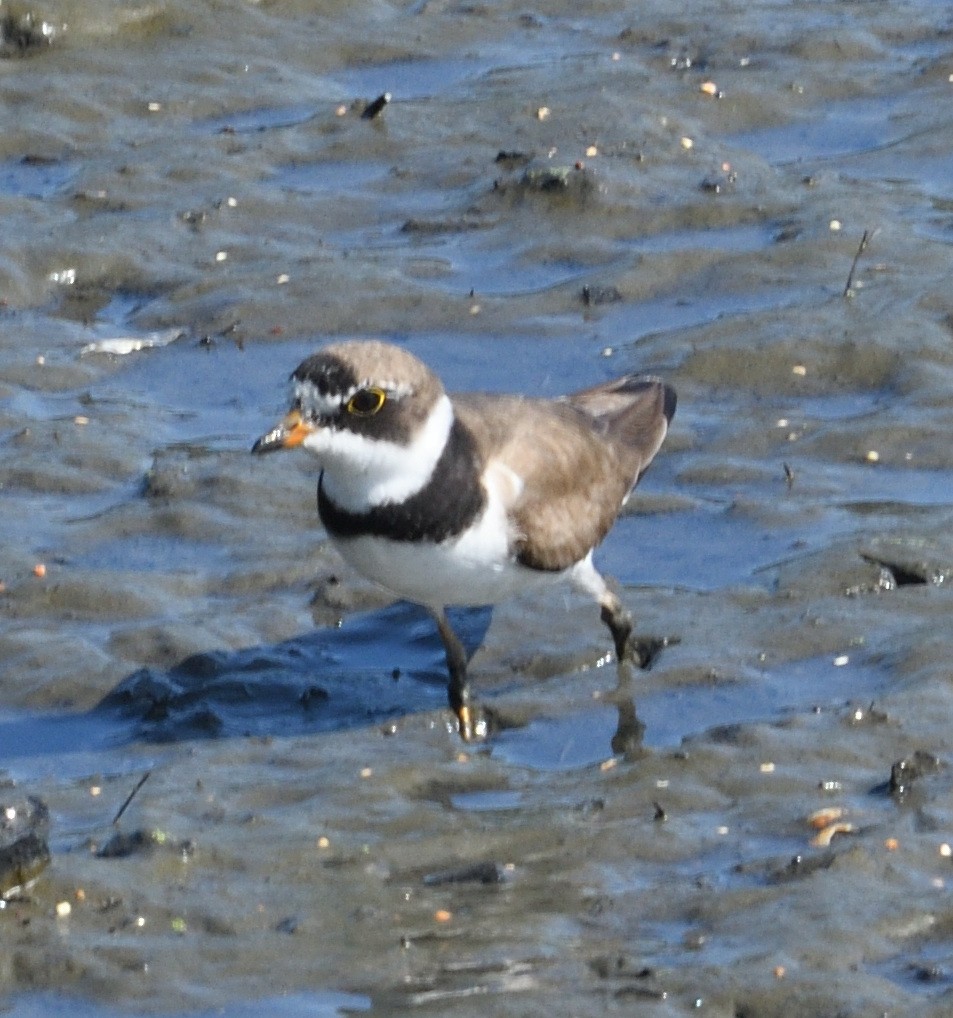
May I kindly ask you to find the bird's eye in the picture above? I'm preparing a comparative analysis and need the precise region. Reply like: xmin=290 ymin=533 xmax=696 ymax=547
xmin=346 ymin=387 xmax=386 ymax=417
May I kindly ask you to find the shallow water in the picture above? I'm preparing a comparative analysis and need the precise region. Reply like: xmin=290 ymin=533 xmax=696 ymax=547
xmin=3 ymin=0 xmax=953 ymax=1014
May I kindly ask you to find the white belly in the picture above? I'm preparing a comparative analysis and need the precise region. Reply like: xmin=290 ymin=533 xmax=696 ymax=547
xmin=331 ymin=526 xmax=555 ymax=609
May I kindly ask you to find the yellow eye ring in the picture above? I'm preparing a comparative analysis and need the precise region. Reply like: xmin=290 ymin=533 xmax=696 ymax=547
xmin=346 ymin=387 xmax=387 ymax=417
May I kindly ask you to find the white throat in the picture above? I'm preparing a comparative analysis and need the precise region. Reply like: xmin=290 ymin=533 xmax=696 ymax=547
xmin=305 ymin=392 xmax=454 ymax=512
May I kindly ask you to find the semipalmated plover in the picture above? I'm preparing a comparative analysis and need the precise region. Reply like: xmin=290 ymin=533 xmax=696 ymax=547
xmin=253 ymin=340 xmax=676 ymax=740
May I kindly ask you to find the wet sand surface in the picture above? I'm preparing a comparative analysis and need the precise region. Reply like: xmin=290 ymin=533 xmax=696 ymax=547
xmin=3 ymin=0 xmax=953 ymax=1013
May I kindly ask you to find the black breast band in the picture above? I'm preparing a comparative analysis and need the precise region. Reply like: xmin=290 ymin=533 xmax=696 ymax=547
xmin=317 ymin=418 xmax=486 ymax=543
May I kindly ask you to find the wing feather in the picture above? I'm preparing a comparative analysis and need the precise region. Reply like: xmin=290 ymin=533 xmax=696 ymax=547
xmin=453 ymin=377 xmax=673 ymax=572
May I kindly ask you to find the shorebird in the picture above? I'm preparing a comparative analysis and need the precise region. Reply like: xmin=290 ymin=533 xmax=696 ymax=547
xmin=253 ymin=340 xmax=675 ymax=739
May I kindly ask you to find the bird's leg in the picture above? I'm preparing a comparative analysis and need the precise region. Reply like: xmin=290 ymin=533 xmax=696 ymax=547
xmin=600 ymin=590 xmax=633 ymax=662
xmin=572 ymin=555 xmax=663 ymax=668
xmin=599 ymin=590 xmax=670 ymax=669
xmin=432 ymin=609 xmax=486 ymax=741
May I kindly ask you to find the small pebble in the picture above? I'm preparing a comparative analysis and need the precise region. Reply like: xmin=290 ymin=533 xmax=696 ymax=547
xmin=55 ymin=901 xmax=71 ymax=918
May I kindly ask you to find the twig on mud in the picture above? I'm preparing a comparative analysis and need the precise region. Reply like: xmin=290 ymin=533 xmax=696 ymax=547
xmin=112 ymin=770 xmax=151 ymax=826
xmin=843 ymin=229 xmax=872 ymax=297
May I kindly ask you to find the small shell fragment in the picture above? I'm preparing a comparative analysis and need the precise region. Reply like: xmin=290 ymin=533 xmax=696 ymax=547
xmin=33 ymin=563 xmax=47 ymax=578
xmin=810 ymin=821 xmax=854 ymax=847
xmin=808 ymin=806 xmax=844 ymax=829
xmin=536 ymin=106 xmax=551 ymax=121
xmin=81 ymin=328 xmax=182 ymax=357
xmin=434 ymin=909 xmax=452 ymax=923
xmin=700 ymin=81 xmax=719 ymax=96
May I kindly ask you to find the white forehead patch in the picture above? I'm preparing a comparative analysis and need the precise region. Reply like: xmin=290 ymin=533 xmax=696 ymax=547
xmin=292 ymin=379 xmax=342 ymax=419
xmin=291 ymin=378 xmax=414 ymax=418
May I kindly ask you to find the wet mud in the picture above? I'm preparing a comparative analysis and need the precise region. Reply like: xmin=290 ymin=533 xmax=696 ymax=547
xmin=3 ymin=0 xmax=953 ymax=1014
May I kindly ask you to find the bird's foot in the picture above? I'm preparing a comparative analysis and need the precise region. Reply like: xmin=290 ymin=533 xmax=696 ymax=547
xmin=455 ymin=702 xmax=491 ymax=742
xmin=622 ymin=633 xmax=678 ymax=670
xmin=600 ymin=600 xmax=678 ymax=669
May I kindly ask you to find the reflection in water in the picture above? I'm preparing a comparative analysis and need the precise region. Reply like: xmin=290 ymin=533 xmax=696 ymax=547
xmin=608 ymin=663 xmax=647 ymax=758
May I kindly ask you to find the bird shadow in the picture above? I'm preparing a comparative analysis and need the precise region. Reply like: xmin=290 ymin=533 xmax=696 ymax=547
xmin=0 ymin=602 xmax=645 ymax=764
xmin=95 ymin=601 xmax=493 ymax=745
